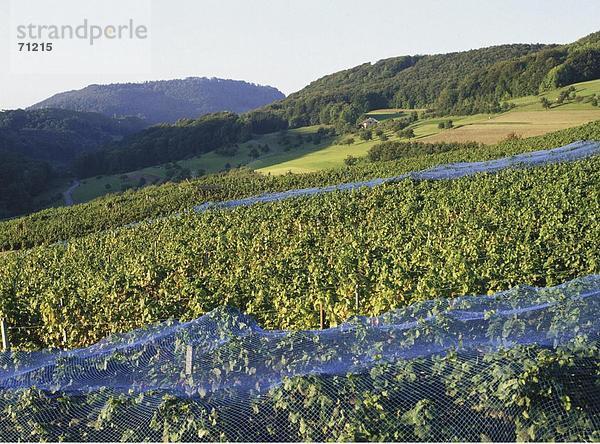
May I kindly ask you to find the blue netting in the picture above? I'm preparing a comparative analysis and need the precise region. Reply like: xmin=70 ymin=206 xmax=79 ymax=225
xmin=194 ymin=141 xmax=600 ymax=212
xmin=0 ymin=275 xmax=599 ymax=441
xmin=96 ymin=141 xmax=600 ymax=237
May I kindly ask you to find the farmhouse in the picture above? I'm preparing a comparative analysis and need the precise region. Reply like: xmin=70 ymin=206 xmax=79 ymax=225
xmin=360 ymin=117 xmax=379 ymax=129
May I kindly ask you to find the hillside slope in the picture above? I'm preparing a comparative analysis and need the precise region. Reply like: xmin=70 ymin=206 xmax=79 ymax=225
xmin=2 ymin=141 xmax=600 ymax=348
xmin=70 ymin=80 xmax=600 ymax=184
xmin=263 ymin=31 xmax=600 ymax=127
xmin=69 ymin=32 xmax=600 ymax=179
xmin=0 ymin=109 xmax=146 ymax=218
xmin=29 ymin=77 xmax=286 ymax=125
xmin=0 ymin=108 xmax=145 ymax=164
xmin=2 ymin=120 xmax=599 ymax=251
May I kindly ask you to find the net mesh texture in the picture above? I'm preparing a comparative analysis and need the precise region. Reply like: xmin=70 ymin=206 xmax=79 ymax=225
xmin=195 ymin=140 xmax=600 ymax=212
xmin=0 ymin=275 xmax=599 ymax=441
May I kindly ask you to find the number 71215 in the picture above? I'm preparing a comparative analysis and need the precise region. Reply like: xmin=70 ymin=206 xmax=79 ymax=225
xmin=18 ymin=42 xmax=53 ymax=52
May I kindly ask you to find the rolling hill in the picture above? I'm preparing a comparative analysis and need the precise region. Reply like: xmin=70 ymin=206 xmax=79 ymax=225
xmin=29 ymin=77 xmax=286 ymax=125
xmin=0 ymin=108 xmax=146 ymax=217
xmin=66 ymin=31 xmax=600 ymax=183
xmin=0 ymin=108 xmax=146 ymax=164
xmin=67 ymin=79 xmax=600 ymax=195
xmin=263 ymin=31 xmax=600 ymax=127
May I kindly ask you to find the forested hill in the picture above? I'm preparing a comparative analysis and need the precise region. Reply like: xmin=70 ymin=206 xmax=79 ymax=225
xmin=72 ymin=32 xmax=600 ymax=178
xmin=0 ymin=108 xmax=146 ymax=164
xmin=264 ymin=31 xmax=600 ymax=127
xmin=29 ymin=78 xmax=286 ymax=125
xmin=0 ymin=150 xmax=53 ymax=218
xmin=0 ymin=108 xmax=146 ymax=218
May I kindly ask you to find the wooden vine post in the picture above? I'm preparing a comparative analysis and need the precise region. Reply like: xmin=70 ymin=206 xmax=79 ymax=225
xmin=60 ymin=298 xmax=67 ymax=348
xmin=1 ymin=319 xmax=9 ymax=351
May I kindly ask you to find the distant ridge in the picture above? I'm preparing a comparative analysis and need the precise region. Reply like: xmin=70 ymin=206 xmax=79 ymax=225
xmin=29 ymin=77 xmax=286 ymax=125
xmin=263 ymin=31 xmax=600 ymax=126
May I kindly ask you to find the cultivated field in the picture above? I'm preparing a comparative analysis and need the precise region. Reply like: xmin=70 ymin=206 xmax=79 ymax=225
xmin=257 ymin=80 xmax=600 ymax=173
xmin=63 ymin=79 xmax=600 ymax=200
xmin=421 ymin=110 xmax=600 ymax=144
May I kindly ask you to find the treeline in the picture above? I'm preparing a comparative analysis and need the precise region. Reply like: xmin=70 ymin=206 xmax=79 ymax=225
xmin=367 ymin=141 xmax=481 ymax=162
xmin=2 ymin=121 xmax=599 ymax=251
xmin=0 ymin=151 xmax=54 ymax=218
xmin=73 ymin=111 xmax=289 ymax=177
xmin=261 ymin=31 xmax=600 ymax=126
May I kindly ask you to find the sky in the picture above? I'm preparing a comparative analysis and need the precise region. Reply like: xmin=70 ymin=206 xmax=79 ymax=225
xmin=1 ymin=0 xmax=599 ymax=109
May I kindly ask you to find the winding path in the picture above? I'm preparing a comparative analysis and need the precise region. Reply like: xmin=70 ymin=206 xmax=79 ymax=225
xmin=53 ymin=140 xmax=600 ymax=238
xmin=63 ymin=180 xmax=80 ymax=206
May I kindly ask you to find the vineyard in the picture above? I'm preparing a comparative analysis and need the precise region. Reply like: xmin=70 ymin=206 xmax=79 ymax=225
xmin=1 ymin=120 xmax=600 ymax=441
xmin=2 ymin=120 xmax=600 ymax=251
xmin=0 ymin=276 xmax=598 ymax=441
xmin=2 ymin=19 xmax=600 ymax=441
xmin=193 ymin=140 xmax=599 ymax=212
xmin=1 ymin=145 xmax=600 ymax=349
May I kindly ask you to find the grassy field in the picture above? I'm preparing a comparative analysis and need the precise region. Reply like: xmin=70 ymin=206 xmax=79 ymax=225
xmin=508 ymin=79 xmax=600 ymax=110
xmin=364 ymin=108 xmax=427 ymax=121
xmin=415 ymin=79 xmax=600 ymax=144
xmin=73 ymin=172 xmax=162 ymax=203
xmin=253 ymin=115 xmax=491 ymax=175
xmin=256 ymin=109 xmax=600 ymax=174
xmin=257 ymin=80 xmax=600 ymax=173
xmin=254 ymin=138 xmax=381 ymax=174
xmin=66 ymin=79 xmax=600 ymax=202
xmin=71 ymin=126 xmax=330 ymax=203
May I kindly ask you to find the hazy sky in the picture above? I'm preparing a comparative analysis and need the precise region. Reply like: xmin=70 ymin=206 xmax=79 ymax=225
xmin=1 ymin=0 xmax=599 ymax=109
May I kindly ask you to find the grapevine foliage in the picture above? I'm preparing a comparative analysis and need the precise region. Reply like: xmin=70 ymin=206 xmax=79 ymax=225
xmin=0 ymin=276 xmax=598 ymax=441
xmin=2 ymin=150 xmax=600 ymax=348
xmin=1 ymin=121 xmax=600 ymax=251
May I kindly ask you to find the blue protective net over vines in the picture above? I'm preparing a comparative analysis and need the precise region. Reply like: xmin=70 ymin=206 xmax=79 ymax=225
xmin=194 ymin=140 xmax=600 ymax=212
xmin=0 ymin=275 xmax=599 ymax=441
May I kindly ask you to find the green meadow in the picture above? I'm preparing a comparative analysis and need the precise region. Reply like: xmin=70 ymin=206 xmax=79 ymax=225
xmin=68 ymin=79 xmax=600 ymax=202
